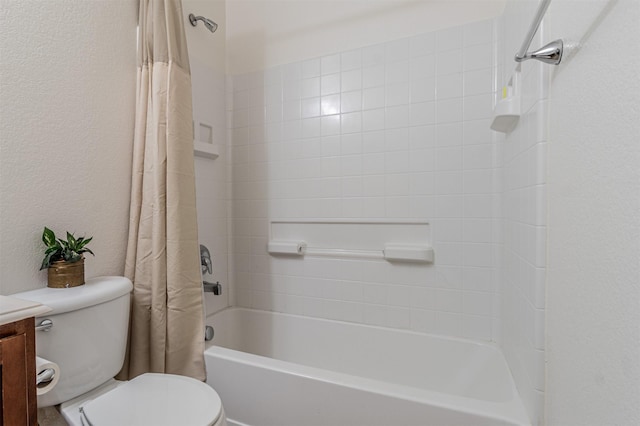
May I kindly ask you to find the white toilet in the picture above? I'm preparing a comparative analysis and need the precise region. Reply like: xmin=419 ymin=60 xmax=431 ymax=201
xmin=14 ymin=276 xmax=225 ymax=426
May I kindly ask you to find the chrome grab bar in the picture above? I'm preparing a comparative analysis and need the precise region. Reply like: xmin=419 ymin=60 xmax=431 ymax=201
xmin=514 ymin=0 xmax=563 ymax=65
xmin=35 ymin=318 xmax=53 ymax=332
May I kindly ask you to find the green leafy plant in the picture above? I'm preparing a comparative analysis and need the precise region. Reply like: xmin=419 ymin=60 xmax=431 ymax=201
xmin=40 ymin=227 xmax=94 ymax=270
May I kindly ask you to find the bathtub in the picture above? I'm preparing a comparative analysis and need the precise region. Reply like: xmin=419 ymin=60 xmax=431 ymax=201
xmin=204 ymin=307 xmax=529 ymax=426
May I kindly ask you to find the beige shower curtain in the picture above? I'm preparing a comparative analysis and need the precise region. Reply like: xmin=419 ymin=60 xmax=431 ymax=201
xmin=119 ymin=0 xmax=205 ymax=381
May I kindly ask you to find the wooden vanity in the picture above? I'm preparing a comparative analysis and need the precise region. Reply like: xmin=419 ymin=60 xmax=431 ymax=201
xmin=0 ymin=296 xmax=51 ymax=425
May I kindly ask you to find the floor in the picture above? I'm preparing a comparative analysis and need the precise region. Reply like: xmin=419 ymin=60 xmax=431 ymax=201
xmin=37 ymin=407 xmax=68 ymax=426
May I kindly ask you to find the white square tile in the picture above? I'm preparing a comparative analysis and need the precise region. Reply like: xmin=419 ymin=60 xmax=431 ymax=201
xmin=463 ymin=119 xmax=493 ymax=145
xmin=432 ymin=218 xmax=462 ymax=242
xmin=282 ymin=62 xmax=302 ymax=81
xmin=463 ymin=94 xmax=493 ymax=121
xmin=409 ymin=195 xmax=434 ymax=218
xmin=321 ymin=94 xmax=341 ymax=116
xmin=435 ymin=289 xmax=462 ymax=313
xmin=283 ymin=79 xmax=301 ymax=101
xmin=363 ymin=175 xmax=386 ymax=196
xmin=409 ymin=33 xmax=435 ymax=57
xmin=341 ymin=112 xmax=362 ymax=134
xmin=386 ymin=60 xmax=409 ymax=84
xmin=341 ymin=133 xmax=362 ymax=155
xmin=301 ymin=58 xmax=321 ymax=78
xmin=321 ymin=114 xmax=341 ymax=136
xmin=409 ymin=125 xmax=436 ymax=150
xmin=434 ymin=171 xmax=463 ymax=194
xmin=321 ymin=54 xmax=341 ymax=75
xmin=362 ymin=153 xmax=385 ymax=175
xmin=322 ymin=135 xmax=341 ymax=156
xmin=437 ymin=98 xmax=463 ymax=123
xmin=302 ymin=117 xmax=321 ymax=138
xmin=283 ymin=100 xmax=301 ymax=121
xmin=363 ymin=108 xmax=386 ymax=131
xmin=436 ymin=25 xmax=463 ymax=52
xmin=301 ymin=77 xmax=320 ymax=98
xmin=384 ymin=128 xmax=409 ymax=151
xmin=435 ymin=146 xmax=462 ymax=171
xmin=464 ymin=68 xmax=493 ymax=96
xmin=385 ymin=174 xmax=409 ymax=195
xmin=434 ymin=195 xmax=463 ymax=218
xmin=385 ymin=196 xmax=410 ymax=217
xmin=437 ymin=49 xmax=463 ymax=75
xmin=342 ymin=69 xmax=362 ymax=92
xmin=410 ymin=54 xmax=436 ymax=80
xmin=341 ymin=155 xmax=363 ymax=176
xmin=386 ymin=83 xmax=409 ymax=106
xmin=409 ymin=102 xmax=436 ymax=126
xmin=437 ymin=73 xmax=463 ymax=100
xmin=463 ymin=144 xmax=493 ymax=169
xmin=409 ymin=149 xmax=435 ymax=173
xmin=363 ymin=197 xmax=386 ymax=217
xmin=321 ymin=73 xmax=341 ymax=96
xmin=463 ymin=169 xmax=492 ymax=194
xmin=341 ymin=90 xmax=362 ymax=113
xmin=361 ymin=43 xmax=386 ymax=67
xmin=301 ymin=97 xmax=320 ymax=118
xmin=462 ymin=219 xmax=492 ymax=243
xmin=362 ymin=131 xmax=385 ymax=153
xmin=410 ymin=78 xmax=436 ymax=103
xmin=266 ymin=103 xmax=283 ymax=123
xmin=461 ymin=314 xmax=492 ymax=340
xmin=363 ymin=87 xmax=385 ymax=110
xmin=341 ymin=49 xmax=362 ymax=71
xmin=363 ymin=64 xmax=386 ymax=88
xmin=463 ymin=43 xmax=493 ymax=71
xmin=385 ymin=105 xmax=409 ymax=129
xmin=342 ymin=176 xmax=363 ymax=197
xmin=385 ymin=151 xmax=409 ymax=174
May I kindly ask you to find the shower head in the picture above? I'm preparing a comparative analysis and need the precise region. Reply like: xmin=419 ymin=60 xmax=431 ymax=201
xmin=189 ymin=13 xmax=218 ymax=33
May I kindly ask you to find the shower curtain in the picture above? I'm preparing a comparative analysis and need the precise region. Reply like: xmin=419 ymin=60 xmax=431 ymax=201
xmin=119 ymin=0 xmax=205 ymax=381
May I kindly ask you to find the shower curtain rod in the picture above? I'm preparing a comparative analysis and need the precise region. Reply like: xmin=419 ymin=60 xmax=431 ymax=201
xmin=514 ymin=0 xmax=563 ymax=65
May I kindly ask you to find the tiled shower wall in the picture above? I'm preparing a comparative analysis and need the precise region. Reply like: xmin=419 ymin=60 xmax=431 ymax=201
xmin=499 ymin=2 xmax=548 ymax=423
xmin=227 ymin=19 xmax=504 ymax=341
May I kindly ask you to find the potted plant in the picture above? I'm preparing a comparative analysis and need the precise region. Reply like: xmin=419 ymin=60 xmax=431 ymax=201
xmin=40 ymin=227 xmax=94 ymax=288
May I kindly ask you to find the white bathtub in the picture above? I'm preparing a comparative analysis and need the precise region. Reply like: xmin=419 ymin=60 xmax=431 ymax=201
xmin=204 ymin=307 xmax=529 ymax=426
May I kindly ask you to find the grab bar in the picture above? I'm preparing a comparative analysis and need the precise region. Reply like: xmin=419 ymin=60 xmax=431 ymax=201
xmin=514 ymin=0 xmax=563 ymax=65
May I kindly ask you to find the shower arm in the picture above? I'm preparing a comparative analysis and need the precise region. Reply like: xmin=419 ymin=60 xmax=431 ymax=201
xmin=514 ymin=0 xmax=563 ymax=65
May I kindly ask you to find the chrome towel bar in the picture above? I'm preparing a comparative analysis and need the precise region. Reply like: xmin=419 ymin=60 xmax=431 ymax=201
xmin=515 ymin=0 xmax=563 ymax=65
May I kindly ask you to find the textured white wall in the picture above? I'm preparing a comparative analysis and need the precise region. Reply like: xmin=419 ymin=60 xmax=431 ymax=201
xmin=0 ymin=1 xmax=137 ymax=295
xmin=183 ymin=0 xmax=230 ymax=315
xmin=545 ymin=0 xmax=640 ymax=424
xmin=226 ymin=0 xmax=506 ymax=74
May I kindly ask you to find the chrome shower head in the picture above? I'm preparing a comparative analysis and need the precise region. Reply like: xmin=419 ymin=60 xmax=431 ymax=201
xmin=189 ymin=13 xmax=218 ymax=33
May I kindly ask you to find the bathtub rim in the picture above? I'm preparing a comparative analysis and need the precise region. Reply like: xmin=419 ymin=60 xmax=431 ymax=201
xmin=205 ymin=307 xmax=530 ymax=426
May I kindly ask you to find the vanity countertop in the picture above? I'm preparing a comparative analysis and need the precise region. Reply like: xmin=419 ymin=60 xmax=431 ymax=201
xmin=0 ymin=295 xmax=51 ymax=326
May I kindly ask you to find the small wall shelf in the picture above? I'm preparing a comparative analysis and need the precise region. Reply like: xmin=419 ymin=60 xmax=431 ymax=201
xmin=194 ymin=141 xmax=220 ymax=159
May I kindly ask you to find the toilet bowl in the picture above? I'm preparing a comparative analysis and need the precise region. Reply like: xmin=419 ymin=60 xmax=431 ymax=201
xmin=14 ymin=276 xmax=226 ymax=426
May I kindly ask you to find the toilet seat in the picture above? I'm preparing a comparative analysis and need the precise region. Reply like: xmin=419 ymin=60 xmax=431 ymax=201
xmin=79 ymin=373 xmax=222 ymax=426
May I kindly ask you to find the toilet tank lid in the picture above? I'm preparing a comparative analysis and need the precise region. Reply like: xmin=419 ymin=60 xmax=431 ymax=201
xmin=12 ymin=276 xmax=133 ymax=316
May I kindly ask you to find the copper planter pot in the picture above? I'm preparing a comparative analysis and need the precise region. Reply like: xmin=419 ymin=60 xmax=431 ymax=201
xmin=47 ymin=258 xmax=85 ymax=288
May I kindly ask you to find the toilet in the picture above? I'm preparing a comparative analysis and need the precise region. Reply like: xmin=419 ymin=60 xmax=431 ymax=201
xmin=14 ymin=276 xmax=226 ymax=426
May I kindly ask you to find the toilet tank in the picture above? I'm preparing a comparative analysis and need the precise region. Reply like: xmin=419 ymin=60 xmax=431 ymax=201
xmin=13 ymin=276 xmax=133 ymax=407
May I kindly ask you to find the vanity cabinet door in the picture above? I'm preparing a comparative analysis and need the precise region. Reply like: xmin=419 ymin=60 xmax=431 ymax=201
xmin=0 ymin=317 xmax=37 ymax=426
